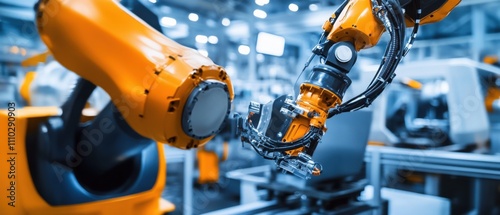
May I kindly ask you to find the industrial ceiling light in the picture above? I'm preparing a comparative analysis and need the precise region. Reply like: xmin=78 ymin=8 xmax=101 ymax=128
xmin=222 ymin=18 xmax=231 ymax=26
xmin=253 ymin=9 xmax=267 ymax=19
xmin=206 ymin=19 xmax=217 ymax=27
xmin=288 ymin=3 xmax=299 ymax=12
xmin=309 ymin=4 xmax=318 ymax=11
xmin=255 ymin=0 xmax=269 ymax=6
xmin=256 ymin=53 xmax=265 ymax=62
xmin=256 ymin=32 xmax=285 ymax=57
xmin=208 ymin=36 xmax=218 ymax=44
xmin=188 ymin=13 xmax=199 ymax=22
xmin=238 ymin=45 xmax=251 ymax=55
xmin=195 ymin=35 xmax=208 ymax=44
xmin=160 ymin=17 xmax=177 ymax=27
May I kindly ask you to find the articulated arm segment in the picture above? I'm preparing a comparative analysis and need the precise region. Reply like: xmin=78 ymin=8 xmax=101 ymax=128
xmin=36 ymin=0 xmax=234 ymax=149
xmin=241 ymin=41 xmax=357 ymax=179
xmin=242 ymin=0 xmax=460 ymax=179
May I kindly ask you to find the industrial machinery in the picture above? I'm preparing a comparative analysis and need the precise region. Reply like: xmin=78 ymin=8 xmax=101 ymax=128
xmin=370 ymin=59 xmax=492 ymax=149
xmin=240 ymin=0 xmax=460 ymax=179
xmin=2 ymin=0 xmax=233 ymax=214
xmin=207 ymin=110 xmax=374 ymax=215
xmin=0 ymin=0 xmax=459 ymax=214
xmin=365 ymin=59 xmax=500 ymax=214
xmin=349 ymin=62 xmax=500 ymax=211
xmin=484 ymin=55 xmax=500 ymax=154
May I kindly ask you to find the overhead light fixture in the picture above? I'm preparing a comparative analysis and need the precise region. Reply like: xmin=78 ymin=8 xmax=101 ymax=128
xmin=165 ymin=23 xmax=189 ymax=39
xmin=256 ymin=53 xmax=265 ymax=63
xmin=309 ymin=4 xmax=318 ymax=11
xmin=148 ymin=0 xmax=157 ymax=3
xmin=20 ymin=48 xmax=27 ymax=56
xmin=222 ymin=18 xmax=231 ymax=26
xmin=206 ymin=19 xmax=216 ymax=27
xmin=188 ymin=13 xmax=199 ymax=22
xmin=10 ymin=46 xmax=19 ymax=54
xmin=256 ymin=32 xmax=285 ymax=57
xmin=238 ymin=45 xmax=251 ymax=55
xmin=160 ymin=5 xmax=172 ymax=14
xmin=253 ymin=9 xmax=267 ymax=19
xmin=255 ymin=0 xmax=269 ymax=6
xmin=288 ymin=3 xmax=299 ymax=12
xmin=160 ymin=17 xmax=177 ymax=27
xmin=224 ymin=65 xmax=236 ymax=77
xmin=195 ymin=35 xmax=208 ymax=44
xmin=198 ymin=49 xmax=209 ymax=57
xmin=208 ymin=36 xmax=218 ymax=44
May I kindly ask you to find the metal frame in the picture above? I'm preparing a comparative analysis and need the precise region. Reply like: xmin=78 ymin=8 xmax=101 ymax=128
xmin=365 ymin=145 xmax=500 ymax=214
xmin=218 ymin=165 xmax=375 ymax=215
xmin=164 ymin=146 xmax=195 ymax=215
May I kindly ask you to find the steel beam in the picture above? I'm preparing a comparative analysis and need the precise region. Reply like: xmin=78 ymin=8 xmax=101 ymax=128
xmin=365 ymin=146 xmax=500 ymax=180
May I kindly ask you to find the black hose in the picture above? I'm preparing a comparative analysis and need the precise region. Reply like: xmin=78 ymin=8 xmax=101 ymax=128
xmin=257 ymin=127 xmax=322 ymax=152
xmin=328 ymin=0 xmax=407 ymax=118
xmin=403 ymin=0 xmax=421 ymax=57
xmin=244 ymin=121 xmax=323 ymax=153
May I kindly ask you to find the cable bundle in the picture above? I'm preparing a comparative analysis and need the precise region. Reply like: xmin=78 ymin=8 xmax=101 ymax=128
xmin=327 ymin=0 xmax=422 ymax=118
xmin=242 ymin=123 xmax=323 ymax=160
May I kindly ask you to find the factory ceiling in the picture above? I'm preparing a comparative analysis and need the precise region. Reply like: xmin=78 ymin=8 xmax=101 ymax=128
xmin=0 ymin=0 xmax=499 ymax=62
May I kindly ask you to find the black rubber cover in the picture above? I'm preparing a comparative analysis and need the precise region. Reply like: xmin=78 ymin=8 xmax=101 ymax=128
xmin=305 ymin=65 xmax=352 ymax=99
xmin=27 ymin=79 xmax=159 ymax=205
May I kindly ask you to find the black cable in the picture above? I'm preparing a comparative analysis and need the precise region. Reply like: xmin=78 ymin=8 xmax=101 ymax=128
xmin=328 ymin=0 xmax=407 ymax=118
xmin=243 ymin=120 xmax=322 ymax=153
xmin=258 ymin=127 xmax=322 ymax=152
xmin=338 ymin=2 xmax=399 ymax=104
xmin=403 ymin=0 xmax=421 ymax=57
xmin=364 ymin=0 xmax=405 ymax=97
xmin=249 ymin=143 xmax=275 ymax=160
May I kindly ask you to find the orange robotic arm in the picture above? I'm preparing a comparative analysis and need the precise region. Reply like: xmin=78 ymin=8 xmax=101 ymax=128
xmin=36 ymin=0 xmax=233 ymax=149
xmin=241 ymin=0 xmax=460 ymax=179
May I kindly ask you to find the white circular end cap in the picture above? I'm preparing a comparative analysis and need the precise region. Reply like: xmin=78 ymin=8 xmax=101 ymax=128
xmin=335 ymin=45 xmax=353 ymax=63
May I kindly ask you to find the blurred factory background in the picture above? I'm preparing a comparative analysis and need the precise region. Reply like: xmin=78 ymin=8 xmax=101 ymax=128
xmin=1 ymin=0 xmax=500 ymax=215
